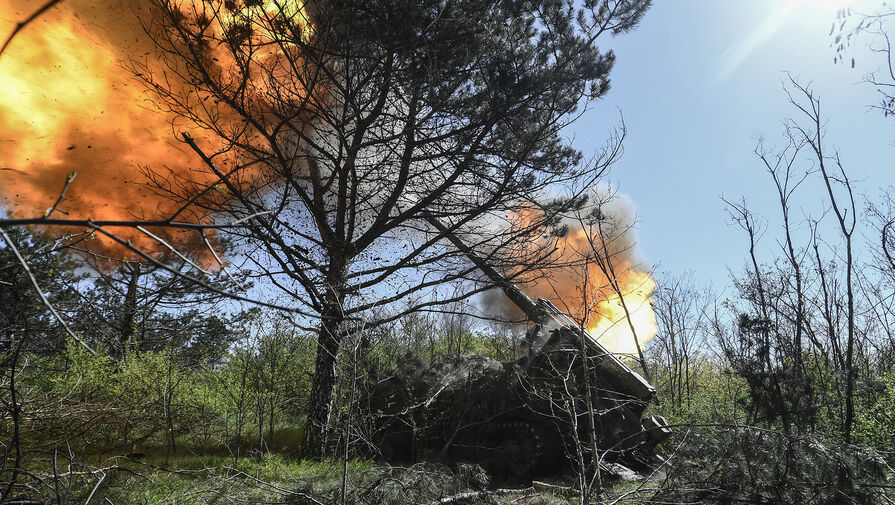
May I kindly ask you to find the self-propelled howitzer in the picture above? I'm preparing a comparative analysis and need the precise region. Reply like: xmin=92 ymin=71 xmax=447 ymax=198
xmin=428 ymin=217 xmax=658 ymax=413
xmin=369 ymin=219 xmax=670 ymax=481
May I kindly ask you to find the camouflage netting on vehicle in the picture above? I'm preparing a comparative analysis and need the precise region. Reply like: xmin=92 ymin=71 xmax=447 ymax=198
xmin=369 ymin=325 xmax=669 ymax=483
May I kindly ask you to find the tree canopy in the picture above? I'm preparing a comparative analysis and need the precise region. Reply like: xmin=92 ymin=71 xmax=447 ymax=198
xmin=134 ymin=0 xmax=651 ymax=456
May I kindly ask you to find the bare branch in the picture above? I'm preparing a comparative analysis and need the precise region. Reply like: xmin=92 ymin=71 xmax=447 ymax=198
xmin=0 ymin=0 xmax=64 ymax=57
xmin=0 ymin=228 xmax=96 ymax=355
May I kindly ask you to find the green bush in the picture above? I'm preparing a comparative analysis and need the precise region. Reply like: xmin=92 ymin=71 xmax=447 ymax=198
xmin=652 ymin=425 xmax=891 ymax=505
xmin=854 ymin=370 xmax=895 ymax=453
xmin=16 ymin=335 xmax=311 ymax=457
xmin=649 ymin=358 xmax=749 ymax=426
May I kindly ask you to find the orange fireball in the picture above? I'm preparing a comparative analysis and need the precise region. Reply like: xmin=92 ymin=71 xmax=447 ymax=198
xmin=504 ymin=201 xmax=658 ymax=358
xmin=0 ymin=0 xmax=314 ymax=266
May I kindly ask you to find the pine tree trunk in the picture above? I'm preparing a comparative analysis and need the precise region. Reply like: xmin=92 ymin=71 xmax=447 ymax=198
xmin=303 ymin=316 xmax=343 ymax=458
xmin=302 ymin=265 xmax=348 ymax=458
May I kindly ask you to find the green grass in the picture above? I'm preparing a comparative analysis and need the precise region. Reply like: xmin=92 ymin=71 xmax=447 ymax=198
xmin=81 ymin=454 xmax=379 ymax=505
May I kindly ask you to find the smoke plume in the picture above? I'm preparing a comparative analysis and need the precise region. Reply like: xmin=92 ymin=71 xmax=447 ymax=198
xmin=487 ymin=191 xmax=658 ymax=356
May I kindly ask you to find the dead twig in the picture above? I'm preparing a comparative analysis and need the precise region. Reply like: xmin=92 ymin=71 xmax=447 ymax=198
xmin=44 ymin=172 xmax=76 ymax=219
xmin=0 ymin=0 xmax=64 ymax=57
xmin=82 ymin=469 xmax=106 ymax=505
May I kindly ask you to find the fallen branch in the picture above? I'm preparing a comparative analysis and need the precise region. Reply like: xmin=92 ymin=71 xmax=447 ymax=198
xmin=429 ymin=487 xmax=533 ymax=505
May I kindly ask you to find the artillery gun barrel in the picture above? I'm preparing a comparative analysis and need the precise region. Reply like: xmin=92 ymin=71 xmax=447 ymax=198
xmin=536 ymin=298 xmax=656 ymax=405
xmin=427 ymin=216 xmax=656 ymax=406
xmin=426 ymin=217 xmax=541 ymax=317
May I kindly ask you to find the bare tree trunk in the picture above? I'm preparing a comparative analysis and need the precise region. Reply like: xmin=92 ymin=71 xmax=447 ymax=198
xmin=590 ymin=218 xmax=652 ymax=382
xmin=791 ymin=79 xmax=857 ymax=443
xmin=120 ymin=263 xmax=141 ymax=359
xmin=233 ymin=352 xmax=251 ymax=465
xmin=341 ymin=339 xmax=359 ymax=505
xmin=578 ymin=332 xmax=601 ymax=501
xmin=257 ymin=376 xmax=266 ymax=456
xmin=724 ymin=199 xmax=792 ymax=433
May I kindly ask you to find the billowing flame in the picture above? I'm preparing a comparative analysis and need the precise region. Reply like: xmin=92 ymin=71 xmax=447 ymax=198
xmin=0 ymin=1 xmax=213 ymax=262
xmin=221 ymin=0 xmax=312 ymax=42
xmin=0 ymin=0 xmax=313 ymax=266
xmin=0 ymin=2 xmax=655 ymax=355
xmin=584 ymin=267 xmax=657 ymax=358
xmin=501 ymin=197 xmax=658 ymax=358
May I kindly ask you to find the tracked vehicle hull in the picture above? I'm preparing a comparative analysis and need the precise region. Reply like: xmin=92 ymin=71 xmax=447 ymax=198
xmin=370 ymin=220 xmax=671 ymax=481
xmin=370 ymin=310 xmax=670 ymax=482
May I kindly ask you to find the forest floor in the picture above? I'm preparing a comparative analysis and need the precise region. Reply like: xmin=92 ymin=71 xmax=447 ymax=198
xmin=13 ymin=431 xmax=895 ymax=504
xmin=53 ymin=451 xmax=652 ymax=505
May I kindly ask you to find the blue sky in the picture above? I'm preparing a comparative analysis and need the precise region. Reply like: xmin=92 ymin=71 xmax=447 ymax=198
xmin=575 ymin=0 xmax=895 ymax=289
